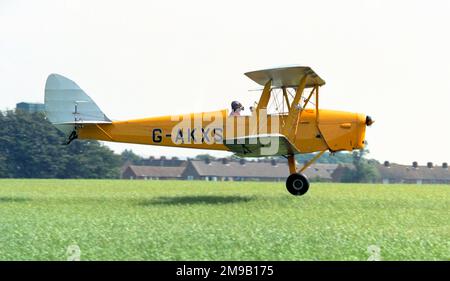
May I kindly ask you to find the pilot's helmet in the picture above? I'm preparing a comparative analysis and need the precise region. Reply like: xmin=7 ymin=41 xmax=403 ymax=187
xmin=231 ymin=101 xmax=243 ymax=111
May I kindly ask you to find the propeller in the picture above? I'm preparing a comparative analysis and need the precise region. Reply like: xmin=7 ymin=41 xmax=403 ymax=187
xmin=365 ymin=115 xmax=374 ymax=126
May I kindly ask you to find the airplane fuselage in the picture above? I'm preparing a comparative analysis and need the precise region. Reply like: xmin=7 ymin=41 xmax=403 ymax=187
xmin=78 ymin=108 xmax=367 ymax=155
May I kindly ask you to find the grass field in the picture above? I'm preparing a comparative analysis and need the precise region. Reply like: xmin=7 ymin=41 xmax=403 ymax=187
xmin=0 ymin=179 xmax=449 ymax=261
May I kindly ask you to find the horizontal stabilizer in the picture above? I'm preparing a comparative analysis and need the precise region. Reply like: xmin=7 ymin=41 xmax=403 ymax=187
xmin=53 ymin=120 xmax=112 ymax=125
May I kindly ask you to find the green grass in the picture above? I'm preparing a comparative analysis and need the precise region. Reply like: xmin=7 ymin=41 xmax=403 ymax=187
xmin=0 ymin=179 xmax=449 ymax=261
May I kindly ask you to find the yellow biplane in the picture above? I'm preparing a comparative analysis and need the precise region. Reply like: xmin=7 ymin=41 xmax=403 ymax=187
xmin=44 ymin=66 xmax=373 ymax=195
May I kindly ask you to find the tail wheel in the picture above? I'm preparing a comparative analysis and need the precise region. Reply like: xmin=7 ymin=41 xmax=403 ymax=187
xmin=286 ymin=173 xmax=310 ymax=196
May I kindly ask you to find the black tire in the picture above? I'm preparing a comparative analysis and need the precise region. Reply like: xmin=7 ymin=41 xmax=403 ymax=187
xmin=286 ymin=173 xmax=310 ymax=196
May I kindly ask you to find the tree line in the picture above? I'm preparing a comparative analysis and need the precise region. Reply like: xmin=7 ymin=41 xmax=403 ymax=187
xmin=0 ymin=110 xmax=120 ymax=178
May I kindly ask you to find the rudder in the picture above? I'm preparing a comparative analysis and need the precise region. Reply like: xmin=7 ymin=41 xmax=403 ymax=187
xmin=44 ymin=74 xmax=111 ymax=144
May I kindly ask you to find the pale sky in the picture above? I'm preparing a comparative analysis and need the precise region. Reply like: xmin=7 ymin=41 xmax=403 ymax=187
xmin=1 ymin=0 xmax=449 ymax=165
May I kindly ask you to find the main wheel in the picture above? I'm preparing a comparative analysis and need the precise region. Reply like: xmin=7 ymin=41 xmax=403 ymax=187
xmin=286 ymin=173 xmax=310 ymax=196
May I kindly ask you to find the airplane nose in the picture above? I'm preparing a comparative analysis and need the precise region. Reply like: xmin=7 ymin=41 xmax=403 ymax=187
xmin=365 ymin=115 xmax=374 ymax=126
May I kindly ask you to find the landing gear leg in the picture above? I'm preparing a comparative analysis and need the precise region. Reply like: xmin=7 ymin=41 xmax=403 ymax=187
xmin=285 ymin=151 xmax=326 ymax=196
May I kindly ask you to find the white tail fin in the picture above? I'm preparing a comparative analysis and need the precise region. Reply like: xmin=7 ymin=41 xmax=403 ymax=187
xmin=44 ymin=74 xmax=111 ymax=144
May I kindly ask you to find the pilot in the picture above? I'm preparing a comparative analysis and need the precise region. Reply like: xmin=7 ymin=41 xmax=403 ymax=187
xmin=230 ymin=101 xmax=244 ymax=116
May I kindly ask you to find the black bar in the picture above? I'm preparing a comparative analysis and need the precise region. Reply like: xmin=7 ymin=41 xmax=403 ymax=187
xmin=0 ymin=261 xmax=448 ymax=280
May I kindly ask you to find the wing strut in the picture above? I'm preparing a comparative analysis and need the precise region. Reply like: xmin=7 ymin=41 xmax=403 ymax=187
xmin=299 ymin=150 xmax=326 ymax=173
xmin=284 ymin=75 xmax=308 ymax=141
xmin=282 ymin=87 xmax=291 ymax=112
xmin=287 ymin=150 xmax=326 ymax=174
xmin=256 ymin=80 xmax=272 ymax=112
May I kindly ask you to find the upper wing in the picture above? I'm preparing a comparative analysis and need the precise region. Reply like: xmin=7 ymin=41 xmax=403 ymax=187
xmin=244 ymin=65 xmax=325 ymax=88
xmin=224 ymin=134 xmax=299 ymax=157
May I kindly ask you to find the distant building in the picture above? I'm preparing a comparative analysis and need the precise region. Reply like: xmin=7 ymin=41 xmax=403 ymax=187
xmin=121 ymin=159 xmax=337 ymax=181
xmin=377 ymin=161 xmax=450 ymax=184
xmin=120 ymin=157 xmax=450 ymax=184
xmin=140 ymin=156 xmax=186 ymax=167
xmin=181 ymin=159 xmax=337 ymax=182
xmin=122 ymin=165 xmax=185 ymax=180
xmin=16 ymin=102 xmax=45 ymax=113
xmin=332 ymin=161 xmax=450 ymax=184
